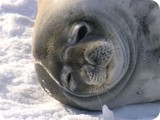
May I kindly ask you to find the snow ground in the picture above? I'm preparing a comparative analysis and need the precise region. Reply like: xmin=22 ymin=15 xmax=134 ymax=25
xmin=0 ymin=0 xmax=160 ymax=120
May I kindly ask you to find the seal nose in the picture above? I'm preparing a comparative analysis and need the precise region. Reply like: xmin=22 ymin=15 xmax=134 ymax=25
xmin=84 ymin=41 xmax=113 ymax=67
xmin=60 ymin=66 xmax=77 ymax=91
xmin=70 ymin=22 xmax=91 ymax=45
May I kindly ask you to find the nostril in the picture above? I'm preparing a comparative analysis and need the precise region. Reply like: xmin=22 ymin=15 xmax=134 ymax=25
xmin=61 ymin=66 xmax=77 ymax=91
xmin=66 ymin=73 xmax=72 ymax=84
xmin=77 ymin=25 xmax=88 ymax=42
xmin=71 ymin=22 xmax=91 ymax=45
xmin=61 ymin=66 xmax=72 ymax=85
xmin=64 ymin=72 xmax=76 ymax=91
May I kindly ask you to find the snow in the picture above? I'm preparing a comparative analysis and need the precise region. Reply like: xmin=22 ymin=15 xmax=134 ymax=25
xmin=102 ymin=105 xmax=115 ymax=120
xmin=0 ymin=0 xmax=160 ymax=120
xmin=154 ymin=113 xmax=160 ymax=120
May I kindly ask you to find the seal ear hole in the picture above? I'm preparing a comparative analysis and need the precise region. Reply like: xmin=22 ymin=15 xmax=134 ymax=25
xmin=77 ymin=26 xmax=88 ymax=43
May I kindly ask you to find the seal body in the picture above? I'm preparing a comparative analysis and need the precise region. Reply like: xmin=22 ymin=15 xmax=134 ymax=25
xmin=32 ymin=0 xmax=160 ymax=110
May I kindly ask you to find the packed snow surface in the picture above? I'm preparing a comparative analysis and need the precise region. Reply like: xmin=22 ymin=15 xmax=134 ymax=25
xmin=0 ymin=0 xmax=160 ymax=120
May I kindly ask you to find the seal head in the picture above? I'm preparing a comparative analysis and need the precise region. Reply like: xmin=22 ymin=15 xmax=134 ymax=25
xmin=32 ymin=0 xmax=160 ymax=110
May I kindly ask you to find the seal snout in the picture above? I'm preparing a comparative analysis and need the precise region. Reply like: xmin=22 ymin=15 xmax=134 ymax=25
xmin=82 ymin=41 xmax=114 ymax=86
xmin=60 ymin=40 xmax=114 ymax=92
xmin=60 ymin=21 xmax=115 ymax=93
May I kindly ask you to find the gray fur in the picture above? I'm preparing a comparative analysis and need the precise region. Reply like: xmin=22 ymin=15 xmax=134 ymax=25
xmin=32 ymin=0 xmax=160 ymax=110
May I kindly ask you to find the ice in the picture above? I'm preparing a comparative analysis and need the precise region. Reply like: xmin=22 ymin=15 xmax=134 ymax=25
xmin=102 ymin=105 xmax=115 ymax=120
xmin=154 ymin=113 xmax=160 ymax=120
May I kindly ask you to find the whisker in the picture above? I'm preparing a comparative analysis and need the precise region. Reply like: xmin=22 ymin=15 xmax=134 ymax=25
xmin=103 ymin=22 xmax=131 ymax=42
xmin=92 ymin=89 xmax=103 ymax=107
xmin=96 ymin=94 xmax=103 ymax=107
xmin=109 ymin=22 xmax=131 ymax=39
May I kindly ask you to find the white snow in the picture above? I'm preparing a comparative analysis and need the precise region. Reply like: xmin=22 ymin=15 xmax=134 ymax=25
xmin=102 ymin=105 xmax=115 ymax=120
xmin=154 ymin=113 xmax=160 ymax=120
xmin=0 ymin=0 xmax=160 ymax=120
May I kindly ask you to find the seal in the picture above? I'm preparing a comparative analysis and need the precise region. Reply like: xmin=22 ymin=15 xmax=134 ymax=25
xmin=32 ymin=0 xmax=160 ymax=110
